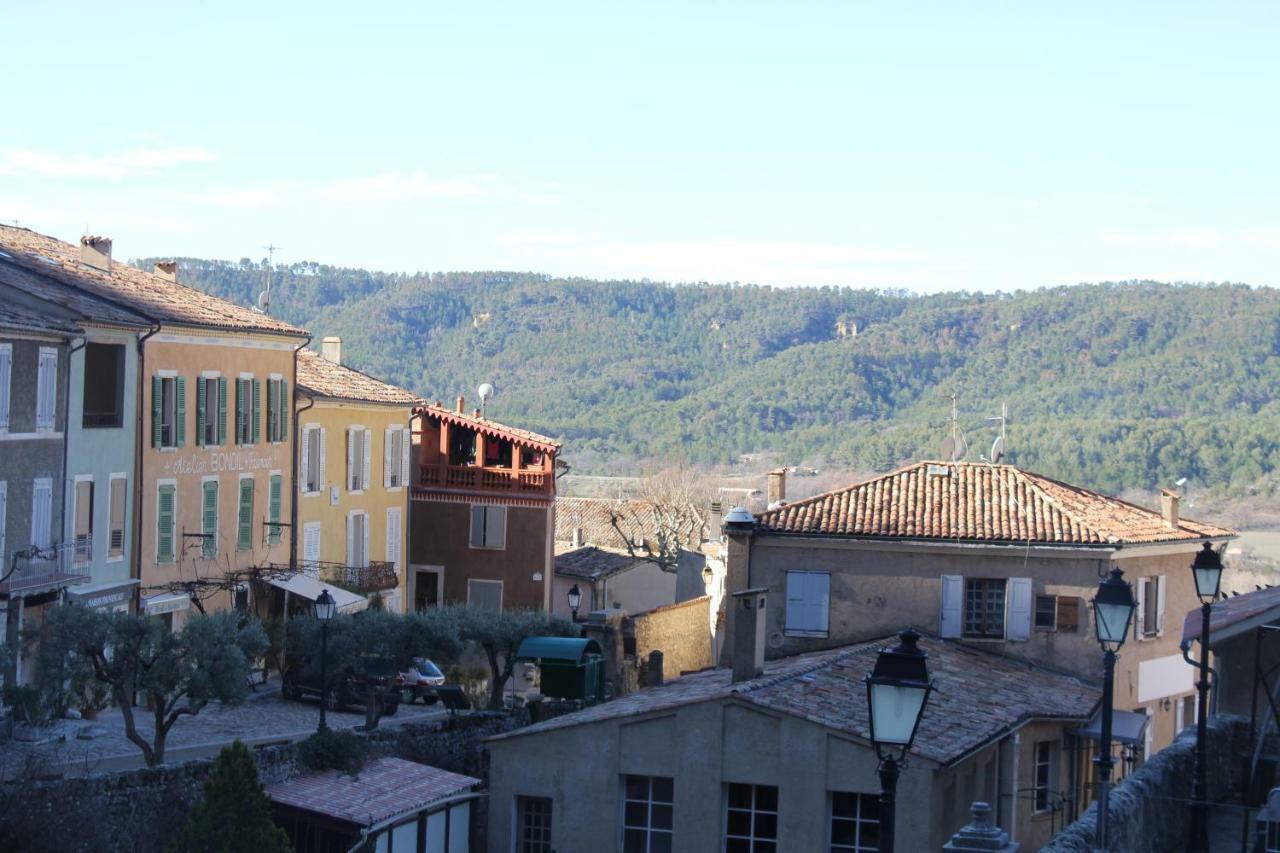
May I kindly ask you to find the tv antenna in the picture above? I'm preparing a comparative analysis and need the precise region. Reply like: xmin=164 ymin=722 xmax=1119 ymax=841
xmin=477 ymin=382 xmax=494 ymax=418
xmin=984 ymin=402 xmax=1008 ymax=464
xmin=939 ymin=393 xmax=968 ymax=461
xmin=257 ymin=243 xmax=281 ymax=314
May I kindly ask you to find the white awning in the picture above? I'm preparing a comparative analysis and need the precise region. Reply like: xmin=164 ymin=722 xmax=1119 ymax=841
xmin=66 ymin=579 xmax=139 ymax=609
xmin=266 ymin=573 xmax=366 ymax=613
xmin=142 ymin=590 xmax=191 ymax=616
xmin=1074 ymin=708 xmax=1149 ymax=746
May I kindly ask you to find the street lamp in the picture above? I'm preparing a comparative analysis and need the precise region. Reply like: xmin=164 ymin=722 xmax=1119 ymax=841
xmin=1091 ymin=567 xmax=1137 ymax=853
xmin=567 ymin=584 xmax=582 ymax=622
xmin=315 ymin=588 xmax=336 ymax=733
xmin=1189 ymin=542 xmax=1225 ymax=851
xmin=865 ymin=628 xmax=933 ymax=853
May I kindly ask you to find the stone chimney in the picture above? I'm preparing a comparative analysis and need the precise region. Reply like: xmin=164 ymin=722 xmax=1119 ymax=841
xmin=152 ymin=260 xmax=178 ymax=282
xmin=767 ymin=468 xmax=786 ymax=506
xmin=79 ymin=235 xmax=112 ymax=272
xmin=708 ymin=499 xmax=724 ymax=540
xmin=1160 ymin=489 xmax=1180 ymax=530
xmin=321 ymin=336 xmax=343 ymax=365
xmin=730 ymin=588 xmax=768 ymax=683
xmin=456 ymin=395 xmax=466 ymax=414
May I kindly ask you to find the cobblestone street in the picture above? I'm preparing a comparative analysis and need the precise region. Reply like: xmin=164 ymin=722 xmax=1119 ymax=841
xmin=0 ymin=682 xmax=447 ymax=777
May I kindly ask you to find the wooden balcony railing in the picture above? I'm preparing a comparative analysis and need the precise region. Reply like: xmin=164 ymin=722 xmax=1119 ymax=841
xmin=418 ymin=464 xmax=551 ymax=494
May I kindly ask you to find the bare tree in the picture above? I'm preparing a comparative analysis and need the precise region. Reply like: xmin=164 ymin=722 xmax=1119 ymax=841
xmin=608 ymin=467 xmax=710 ymax=574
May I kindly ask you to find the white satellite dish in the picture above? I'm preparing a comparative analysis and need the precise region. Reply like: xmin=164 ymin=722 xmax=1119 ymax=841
xmin=990 ymin=435 xmax=1005 ymax=464
xmin=477 ymin=383 xmax=494 ymax=418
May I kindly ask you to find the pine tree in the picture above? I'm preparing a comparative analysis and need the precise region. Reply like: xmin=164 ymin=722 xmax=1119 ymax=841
xmin=171 ymin=740 xmax=292 ymax=853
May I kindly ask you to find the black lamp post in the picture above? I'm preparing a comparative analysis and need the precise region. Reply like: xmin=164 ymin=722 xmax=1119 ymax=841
xmin=1188 ymin=542 xmax=1224 ymax=851
xmin=865 ymin=628 xmax=933 ymax=853
xmin=314 ymin=588 xmax=336 ymax=732
xmin=567 ymin=584 xmax=582 ymax=622
xmin=1091 ymin=567 xmax=1137 ymax=852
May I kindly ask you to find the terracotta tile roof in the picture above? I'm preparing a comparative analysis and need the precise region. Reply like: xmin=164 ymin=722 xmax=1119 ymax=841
xmin=0 ymin=225 xmax=306 ymax=336
xmin=415 ymin=401 xmax=560 ymax=453
xmin=755 ymin=461 xmax=1236 ymax=546
xmin=555 ymin=496 xmax=707 ymax=549
xmin=266 ymin=758 xmax=478 ymax=827
xmin=554 ymin=546 xmax=644 ymax=580
xmin=0 ymin=258 xmax=149 ymax=328
xmin=296 ymin=348 xmax=420 ymax=406
xmin=1181 ymin=584 xmax=1280 ymax=645
xmin=492 ymin=633 xmax=1099 ymax=765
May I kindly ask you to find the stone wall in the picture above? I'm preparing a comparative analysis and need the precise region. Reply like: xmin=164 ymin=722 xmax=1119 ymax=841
xmin=1041 ymin=715 xmax=1251 ymax=853
xmin=0 ymin=711 xmax=525 ymax=853
xmin=631 ymin=595 xmax=712 ymax=684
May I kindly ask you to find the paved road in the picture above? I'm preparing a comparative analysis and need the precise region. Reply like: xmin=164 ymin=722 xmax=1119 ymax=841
xmin=0 ymin=683 xmax=447 ymax=777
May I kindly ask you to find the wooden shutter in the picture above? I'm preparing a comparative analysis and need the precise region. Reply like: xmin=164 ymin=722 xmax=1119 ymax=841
xmin=157 ymin=485 xmax=175 ymax=562
xmin=1135 ymin=577 xmax=1147 ymax=640
xmin=0 ymin=481 xmax=6 ymax=558
xmin=470 ymin=505 xmax=485 ymax=547
xmin=1155 ymin=575 xmax=1167 ymax=636
xmin=363 ymin=429 xmax=372 ymax=493
xmin=401 ymin=427 xmax=412 ymax=488
xmin=196 ymin=378 xmax=206 ymax=446
xmin=0 ymin=344 xmax=11 ymax=429
xmin=174 ymin=376 xmax=186 ymax=447
xmin=237 ymin=478 xmax=254 ymax=550
xmin=485 ymin=505 xmax=506 ymax=548
xmin=36 ymin=348 xmax=57 ymax=429
xmin=202 ymin=480 xmax=218 ymax=558
xmin=1007 ymin=577 xmax=1033 ymax=641
xmin=940 ymin=575 xmax=964 ymax=638
xmin=303 ymin=522 xmax=320 ymax=572
xmin=1057 ymin=597 xmax=1079 ymax=633
xmin=299 ymin=426 xmax=310 ymax=492
xmin=251 ymin=379 xmax=262 ymax=444
xmin=386 ymin=508 xmax=401 ymax=572
xmin=217 ymin=377 xmax=228 ymax=445
xmin=384 ymin=427 xmax=394 ymax=489
xmin=347 ymin=428 xmax=356 ymax=490
xmin=346 ymin=513 xmax=354 ymax=567
xmin=234 ymin=380 xmax=245 ymax=445
xmin=318 ymin=427 xmax=327 ymax=490
xmin=266 ymin=379 xmax=277 ymax=444
xmin=278 ymin=380 xmax=289 ymax=442
xmin=31 ymin=478 xmax=52 ymax=549
xmin=74 ymin=480 xmax=93 ymax=561
xmin=361 ymin=512 xmax=370 ymax=569
xmin=151 ymin=376 xmax=163 ymax=447
xmin=268 ymin=474 xmax=282 ymax=544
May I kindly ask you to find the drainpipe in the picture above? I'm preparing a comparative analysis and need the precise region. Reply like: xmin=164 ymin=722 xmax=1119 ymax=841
xmin=288 ymin=335 xmax=313 ymax=571
xmin=62 ymin=335 xmax=86 ymax=571
xmin=131 ymin=320 xmax=162 ymax=612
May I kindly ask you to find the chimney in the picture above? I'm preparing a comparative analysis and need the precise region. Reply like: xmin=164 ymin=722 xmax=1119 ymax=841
xmin=79 ymin=235 xmax=112 ymax=272
xmin=152 ymin=261 xmax=178 ymax=282
xmin=456 ymin=395 xmax=465 ymax=414
xmin=321 ymin=336 xmax=343 ymax=365
xmin=709 ymin=499 xmax=724 ymax=540
xmin=1160 ymin=489 xmax=1180 ymax=530
xmin=571 ymin=527 xmax=584 ymax=548
xmin=767 ymin=468 xmax=787 ymax=506
xmin=730 ymin=588 xmax=768 ymax=683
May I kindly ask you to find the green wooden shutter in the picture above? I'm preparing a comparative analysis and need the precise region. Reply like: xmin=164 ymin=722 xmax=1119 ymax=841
xmin=151 ymin=376 xmax=162 ymax=448
xmin=237 ymin=478 xmax=254 ymax=550
xmin=202 ymin=480 xmax=218 ymax=558
xmin=196 ymin=378 xmax=206 ymax=446
xmin=157 ymin=485 xmax=175 ymax=563
xmin=266 ymin=379 xmax=277 ymax=444
xmin=252 ymin=379 xmax=262 ymax=444
xmin=217 ymin=377 xmax=228 ymax=445
xmin=174 ymin=376 xmax=186 ymax=447
xmin=268 ymin=474 xmax=282 ymax=544
xmin=234 ymin=379 xmax=246 ymax=445
xmin=279 ymin=380 xmax=289 ymax=442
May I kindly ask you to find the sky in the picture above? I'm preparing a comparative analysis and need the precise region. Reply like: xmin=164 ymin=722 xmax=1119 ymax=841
xmin=2 ymin=1 xmax=1278 ymax=293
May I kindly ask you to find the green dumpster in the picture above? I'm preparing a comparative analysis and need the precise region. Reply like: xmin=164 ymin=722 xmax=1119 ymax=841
xmin=516 ymin=637 xmax=605 ymax=704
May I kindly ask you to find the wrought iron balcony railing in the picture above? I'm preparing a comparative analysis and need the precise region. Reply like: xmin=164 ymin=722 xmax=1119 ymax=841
xmin=0 ymin=542 xmax=92 ymax=595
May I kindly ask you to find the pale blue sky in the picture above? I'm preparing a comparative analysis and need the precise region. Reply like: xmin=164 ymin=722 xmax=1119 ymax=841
xmin=2 ymin=1 xmax=1277 ymax=292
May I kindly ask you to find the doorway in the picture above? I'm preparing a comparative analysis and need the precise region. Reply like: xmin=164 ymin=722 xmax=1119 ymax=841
xmin=414 ymin=567 xmax=442 ymax=611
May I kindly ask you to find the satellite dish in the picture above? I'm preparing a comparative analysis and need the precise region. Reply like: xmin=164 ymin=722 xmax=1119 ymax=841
xmin=257 ymin=290 xmax=269 ymax=311
xmin=477 ymin=383 xmax=494 ymax=402
xmin=990 ymin=435 xmax=1005 ymax=464
xmin=951 ymin=434 xmax=968 ymax=461
xmin=1175 ymin=477 xmax=1188 ymax=488
xmin=940 ymin=437 xmax=955 ymax=461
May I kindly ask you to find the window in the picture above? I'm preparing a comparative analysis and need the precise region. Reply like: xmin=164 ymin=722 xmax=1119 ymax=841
xmin=1034 ymin=595 xmax=1057 ymax=629
xmin=467 ymin=579 xmax=502 ymax=611
xmin=0 ymin=343 xmax=11 ymax=429
xmin=348 ymin=427 xmax=371 ymax=492
xmin=82 ymin=343 xmax=124 ymax=428
xmin=30 ymin=477 xmax=53 ymax=551
xmin=1136 ymin=576 xmax=1164 ymax=639
xmin=1032 ymin=740 xmax=1055 ymax=813
xmin=237 ymin=478 xmax=254 ymax=551
xmin=348 ymin=511 xmax=369 ymax=569
xmin=386 ymin=507 xmax=402 ymax=572
xmin=1181 ymin=695 xmax=1197 ymax=730
xmin=202 ymin=479 xmax=219 ymax=559
xmin=303 ymin=522 xmax=321 ymax=573
xmin=622 ymin=775 xmax=673 ymax=853
xmin=724 ymin=783 xmax=777 ymax=853
xmin=196 ymin=375 xmax=226 ymax=446
xmin=385 ymin=426 xmax=410 ymax=489
xmin=73 ymin=478 xmax=93 ymax=563
xmin=469 ymin=504 xmax=506 ymax=549
xmin=515 ymin=796 xmax=552 ymax=853
xmin=108 ymin=476 xmax=126 ymax=559
xmin=785 ymin=571 xmax=830 ymax=636
xmin=301 ymin=425 xmax=325 ymax=494
xmin=964 ymin=579 xmax=1006 ymax=639
xmin=152 ymin=375 xmax=186 ymax=449
xmin=266 ymin=377 xmax=288 ymax=443
xmin=1057 ymin=597 xmax=1079 ymax=633
xmin=267 ymin=474 xmax=282 ymax=544
xmin=157 ymin=483 xmax=176 ymax=563
xmin=234 ymin=377 xmax=260 ymax=445
xmin=35 ymin=346 xmax=57 ymax=430
xmin=830 ymin=791 xmax=879 ymax=852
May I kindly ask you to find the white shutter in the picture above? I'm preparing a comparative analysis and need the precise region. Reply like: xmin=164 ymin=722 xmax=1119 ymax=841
xmin=318 ymin=428 xmax=327 ymax=490
xmin=36 ymin=348 xmax=57 ymax=429
xmin=1006 ymin=577 xmax=1033 ymax=641
xmin=1135 ymin=577 xmax=1147 ymax=640
xmin=361 ymin=512 xmax=371 ymax=569
xmin=402 ymin=427 xmax=412 ymax=488
xmin=1155 ymin=575 xmax=1167 ymax=636
xmin=383 ymin=427 xmax=393 ymax=489
xmin=785 ymin=572 xmax=806 ymax=631
xmin=299 ymin=427 xmax=310 ymax=493
xmin=363 ymin=429 xmax=372 ymax=493
xmin=470 ymin=505 xmax=485 ymax=547
xmin=940 ymin=575 xmax=963 ymax=638
xmin=346 ymin=428 xmax=356 ymax=490
xmin=386 ymin=508 xmax=401 ymax=572
xmin=31 ymin=478 xmax=52 ymax=550
xmin=0 ymin=345 xmax=11 ymax=429
xmin=346 ymin=513 xmax=354 ymax=567
xmin=303 ymin=522 xmax=321 ymax=574
xmin=812 ymin=572 xmax=830 ymax=633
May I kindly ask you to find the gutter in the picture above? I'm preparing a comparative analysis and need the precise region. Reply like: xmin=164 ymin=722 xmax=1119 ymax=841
xmin=288 ymin=335 xmax=313 ymax=571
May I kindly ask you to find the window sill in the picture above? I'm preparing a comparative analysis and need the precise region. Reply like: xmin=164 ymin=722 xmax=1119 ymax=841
xmin=784 ymin=630 xmax=829 ymax=638
xmin=302 ymin=490 xmax=322 ymax=498
xmin=961 ymin=636 xmax=1007 ymax=643
xmin=468 ymin=545 xmax=506 ymax=551
xmin=350 ymin=489 xmax=365 ymax=496
xmin=105 ymin=555 xmax=124 ymax=564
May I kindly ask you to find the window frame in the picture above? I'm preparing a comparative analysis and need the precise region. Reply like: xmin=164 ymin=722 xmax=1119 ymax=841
xmin=469 ymin=504 xmax=507 ymax=550
xmin=302 ymin=424 xmax=323 ymax=494
xmin=467 ymin=578 xmax=503 ymax=611
xmin=81 ymin=342 xmax=125 ymax=429
xmin=514 ymin=795 xmax=553 ymax=853
xmin=0 ymin=343 xmax=12 ymax=431
xmin=723 ymin=782 xmax=778 ymax=852
xmin=73 ymin=475 xmax=94 ymax=565
xmin=784 ymin=570 xmax=831 ymax=637
xmin=829 ymin=790 xmax=880 ymax=853
xmin=1034 ymin=594 xmax=1057 ymax=631
xmin=1031 ymin=740 xmax=1055 ymax=814
xmin=107 ymin=474 xmax=127 ymax=561
xmin=620 ymin=774 xmax=674 ymax=853
xmin=963 ymin=577 xmax=1007 ymax=640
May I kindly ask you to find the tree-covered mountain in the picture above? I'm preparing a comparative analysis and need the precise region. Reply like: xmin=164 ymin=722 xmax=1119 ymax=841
xmin=155 ymin=256 xmax=1280 ymax=495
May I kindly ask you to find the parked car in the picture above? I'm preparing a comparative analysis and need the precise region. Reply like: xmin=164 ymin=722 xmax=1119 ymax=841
xmin=282 ymin=655 xmax=401 ymax=716
xmin=399 ymin=657 xmax=447 ymax=705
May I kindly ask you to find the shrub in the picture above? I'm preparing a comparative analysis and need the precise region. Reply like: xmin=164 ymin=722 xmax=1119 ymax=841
xmin=170 ymin=740 xmax=291 ymax=853
xmin=296 ymin=728 xmax=367 ymax=774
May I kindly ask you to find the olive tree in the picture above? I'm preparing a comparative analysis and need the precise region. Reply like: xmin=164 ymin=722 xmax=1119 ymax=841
xmin=432 ymin=606 xmax=577 ymax=710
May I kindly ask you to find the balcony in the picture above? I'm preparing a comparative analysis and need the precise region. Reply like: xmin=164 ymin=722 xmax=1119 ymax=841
xmin=314 ymin=560 xmax=399 ymax=595
xmin=418 ymin=463 xmax=551 ymax=495
xmin=0 ymin=542 xmax=92 ymax=597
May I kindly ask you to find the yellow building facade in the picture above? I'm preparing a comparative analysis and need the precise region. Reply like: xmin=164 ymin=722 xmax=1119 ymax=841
xmin=295 ymin=340 xmax=417 ymax=612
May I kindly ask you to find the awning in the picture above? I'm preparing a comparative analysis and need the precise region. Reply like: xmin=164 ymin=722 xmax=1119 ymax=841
xmin=516 ymin=636 xmax=603 ymax=663
xmin=1074 ymin=708 xmax=1149 ymax=746
xmin=142 ymin=590 xmax=191 ymax=616
xmin=66 ymin=578 xmax=139 ymax=609
xmin=266 ymin=573 xmax=366 ymax=613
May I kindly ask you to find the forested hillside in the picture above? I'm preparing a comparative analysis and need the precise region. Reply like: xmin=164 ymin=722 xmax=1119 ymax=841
xmin=157 ymin=256 xmax=1280 ymax=495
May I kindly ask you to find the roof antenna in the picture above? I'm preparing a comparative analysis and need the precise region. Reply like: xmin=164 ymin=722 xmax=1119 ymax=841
xmin=939 ymin=392 xmax=968 ymax=461
xmin=983 ymin=402 xmax=1008 ymax=464
xmin=257 ymin=243 xmax=280 ymax=314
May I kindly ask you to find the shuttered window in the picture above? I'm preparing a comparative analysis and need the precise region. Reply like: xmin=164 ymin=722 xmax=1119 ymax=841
xmin=0 ymin=344 xmax=11 ymax=430
xmin=237 ymin=478 xmax=254 ymax=551
xmin=0 ymin=481 xmax=7 ymax=559
xmin=196 ymin=376 xmax=222 ymax=446
xmin=784 ymin=571 xmax=830 ymax=636
xmin=266 ymin=378 xmax=289 ymax=442
xmin=152 ymin=376 xmax=186 ymax=448
xmin=302 ymin=522 xmax=321 ymax=572
xmin=35 ymin=347 xmax=57 ymax=430
xmin=30 ymin=478 xmax=53 ymax=551
xmin=302 ymin=425 xmax=324 ymax=493
xmin=235 ymin=378 xmax=256 ymax=445
xmin=347 ymin=512 xmax=369 ymax=569
xmin=108 ymin=477 xmax=126 ymax=558
xmin=156 ymin=484 xmax=176 ymax=563
xmin=386 ymin=507 xmax=402 ymax=572
xmin=267 ymin=474 xmax=282 ymax=544
xmin=469 ymin=505 xmax=506 ymax=549
xmin=202 ymin=480 xmax=219 ymax=559
xmin=73 ymin=479 xmax=93 ymax=564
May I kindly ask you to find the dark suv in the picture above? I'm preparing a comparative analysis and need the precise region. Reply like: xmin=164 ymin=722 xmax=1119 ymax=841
xmin=282 ymin=655 xmax=401 ymax=716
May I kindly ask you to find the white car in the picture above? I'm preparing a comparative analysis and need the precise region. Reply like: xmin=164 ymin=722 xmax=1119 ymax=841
xmin=399 ymin=657 xmax=446 ymax=704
